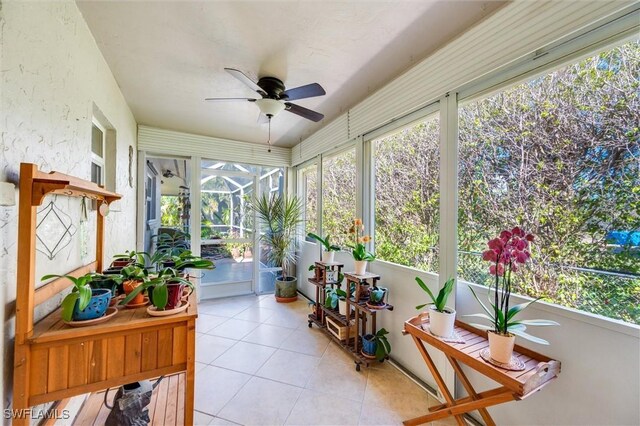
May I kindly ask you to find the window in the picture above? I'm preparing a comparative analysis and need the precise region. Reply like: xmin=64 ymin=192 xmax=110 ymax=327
xmin=458 ymin=41 xmax=640 ymax=324
xmin=300 ymin=164 xmax=318 ymax=236
xmin=373 ymin=115 xmax=440 ymax=272
xmin=91 ymin=120 xmax=105 ymax=186
xmin=322 ymin=148 xmax=356 ymax=247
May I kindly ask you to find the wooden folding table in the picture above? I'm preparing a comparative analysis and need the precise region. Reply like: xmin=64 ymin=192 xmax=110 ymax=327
xmin=402 ymin=313 xmax=561 ymax=426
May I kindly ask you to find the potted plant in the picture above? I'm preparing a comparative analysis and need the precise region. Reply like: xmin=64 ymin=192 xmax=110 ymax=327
xmin=123 ymin=267 xmax=192 ymax=311
xmin=88 ymin=272 xmax=122 ymax=297
xmin=42 ymin=273 xmax=112 ymax=322
xmin=307 ymin=233 xmax=341 ymax=263
xmin=119 ymin=264 xmax=149 ymax=306
xmin=347 ymin=219 xmax=375 ymax=275
xmin=361 ymin=328 xmax=391 ymax=361
xmin=415 ymin=277 xmax=455 ymax=338
xmin=325 ymin=286 xmax=348 ymax=315
xmin=467 ymin=227 xmax=559 ymax=363
xmin=249 ymin=193 xmax=303 ymax=303
xmin=368 ymin=286 xmax=388 ymax=307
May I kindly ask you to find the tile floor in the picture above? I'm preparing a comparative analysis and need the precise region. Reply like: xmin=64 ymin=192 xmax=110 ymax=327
xmin=194 ymin=294 xmax=456 ymax=426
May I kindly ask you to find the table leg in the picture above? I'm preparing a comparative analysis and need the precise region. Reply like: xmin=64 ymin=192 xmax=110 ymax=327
xmin=185 ymin=318 xmax=196 ymax=426
xmin=406 ymin=336 xmax=466 ymax=426
xmin=446 ymin=355 xmax=496 ymax=426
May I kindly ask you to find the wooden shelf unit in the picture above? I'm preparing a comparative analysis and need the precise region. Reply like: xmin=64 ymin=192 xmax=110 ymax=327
xmin=307 ymin=262 xmax=393 ymax=371
xmin=12 ymin=163 xmax=196 ymax=425
xmin=402 ymin=313 xmax=561 ymax=425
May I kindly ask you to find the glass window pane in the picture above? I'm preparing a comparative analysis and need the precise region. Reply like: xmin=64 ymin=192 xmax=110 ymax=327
xmin=374 ymin=116 xmax=440 ymax=272
xmin=91 ymin=162 xmax=102 ymax=185
xmin=91 ymin=124 xmax=103 ymax=157
xmin=457 ymin=40 xmax=640 ymax=325
xmin=322 ymin=148 xmax=356 ymax=247
xmin=301 ymin=165 xmax=317 ymax=236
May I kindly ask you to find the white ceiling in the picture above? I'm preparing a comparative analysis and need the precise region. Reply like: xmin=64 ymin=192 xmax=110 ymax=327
xmin=77 ymin=1 xmax=504 ymax=148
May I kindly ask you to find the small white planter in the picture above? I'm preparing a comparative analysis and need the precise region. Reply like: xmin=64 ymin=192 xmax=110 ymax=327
xmin=322 ymin=251 xmax=335 ymax=263
xmin=338 ymin=298 xmax=348 ymax=316
xmin=488 ymin=331 xmax=516 ymax=363
xmin=428 ymin=305 xmax=456 ymax=338
xmin=354 ymin=260 xmax=367 ymax=275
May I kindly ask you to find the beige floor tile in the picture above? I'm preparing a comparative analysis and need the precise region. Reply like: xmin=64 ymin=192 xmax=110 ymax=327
xmin=210 ymin=416 xmax=241 ymax=425
xmin=264 ymin=310 xmax=309 ymax=329
xmin=195 ymin=365 xmax=251 ymax=416
xmin=209 ymin=318 xmax=260 ymax=339
xmin=194 ymin=410 xmax=214 ymax=425
xmin=212 ymin=341 xmax=276 ymax=374
xmin=234 ymin=306 xmax=277 ymax=323
xmin=242 ymin=323 xmax=294 ymax=347
xmin=197 ymin=313 xmax=229 ymax=333
xmin=196 ymin=361 xmax=209 ymax=374
xmin=285 ymin=389 xmax=362 ymax=425
xmin=305 ymin=354 xmax=369 ymax=402
xmin=196 ymin=334 xmax=237 ymax=364
xmin=200 ymin=302 xmax=253 ymax=318
xmin=279 ymin=328 xmax=330 ymax=356
xmin=256 ymin=348 xmax=320 ymax=387
xmin=217 ymin=376 xmax=303 ymax=425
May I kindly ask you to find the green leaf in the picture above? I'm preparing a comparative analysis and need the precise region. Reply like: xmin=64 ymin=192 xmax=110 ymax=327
xmin=509 ymin=328 xmax=550 ymax=345
xmin=511 ymin=319 xmax=560 ymax=327
xmin=77 ymin=286 xmax=92 ymax=311
xmin=153 ymin=285 xmax=168 ymax=310
xmin=415 ymin=277 xmax=436 ymax=304
xmin=506 ymin=297 xmax=544 ymax=321
xmin=464 ymin=313 xmax=494 ymax=323
xmin=415 ymin=303 xmax=429 ymax=310
xmin=468 ymin=286 xmax=495 ymax=320
xmin=120 ymin=283 xmax=146 ymax=305
xmin=61 ymin=293 xmax=80 ymax=322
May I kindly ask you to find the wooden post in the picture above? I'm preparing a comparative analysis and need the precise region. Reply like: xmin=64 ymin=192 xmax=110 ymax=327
xmin=13 ymin=163 xmax=38 ymax=425
xmin=184 ymin=317 xmax=196 ymax=425
xmin=96 ymin=205 xmax=105 ymax=272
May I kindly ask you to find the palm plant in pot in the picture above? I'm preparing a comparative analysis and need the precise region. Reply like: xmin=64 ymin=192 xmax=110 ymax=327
xmin=42 ymin=273 xmax=112 ymax=322
xmin=415 ymin=277 xmax=455 ymax=338
xmin=250 ymin=193 xmax=303 ymax=303
xmin=347 ymin=219 xmax=375 ymax=275
xmin=307 ymin=233 xmax=341 ymax=263
xmin=467 ymin=227 xmax=559 ymax=364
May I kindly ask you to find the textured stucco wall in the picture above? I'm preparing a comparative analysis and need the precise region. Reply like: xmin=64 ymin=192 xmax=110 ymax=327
xmin=0 ymin=0 xmax=138 ymax=415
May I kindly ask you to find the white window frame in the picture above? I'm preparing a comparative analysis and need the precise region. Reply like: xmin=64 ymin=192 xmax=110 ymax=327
xmin=91 ymin=118 xmax=106 ymax=186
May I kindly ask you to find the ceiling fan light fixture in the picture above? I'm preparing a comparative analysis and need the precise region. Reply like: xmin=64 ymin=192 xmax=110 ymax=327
xmin=255 ymin=98 xmax=285 ymax=117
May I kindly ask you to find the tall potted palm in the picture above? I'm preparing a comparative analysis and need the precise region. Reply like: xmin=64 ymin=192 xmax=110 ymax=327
xmin=250 ymin=193 xmax=303 ymax=303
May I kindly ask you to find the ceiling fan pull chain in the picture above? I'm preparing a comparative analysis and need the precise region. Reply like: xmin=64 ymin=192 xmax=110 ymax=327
xmin=267 ymin=116 xmax=272 ymax=153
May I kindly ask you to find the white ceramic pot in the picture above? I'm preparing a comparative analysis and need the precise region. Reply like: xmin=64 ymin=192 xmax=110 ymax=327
xmin=488 ymin=331 xmax=516 ymax=363
xmin=322 ymin=251 xmax=335 ymax=263
xmin=338 ymin=298 xmax=348 ymax=316
xmin=428 ymin=305 xmax=456 ymax=338
xmin=354 ymin=260 xmax=367 ymax=275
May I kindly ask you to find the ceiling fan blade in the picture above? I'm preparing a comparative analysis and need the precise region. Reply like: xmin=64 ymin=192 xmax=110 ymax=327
xmin=224 ymin=68 xmax=266 ymax=96
xmin=281 ymin=83 xmax=326 ymax=101
xmin=204 ymin=97 xmax=257 ymax=102
xmin=284 ymin=103 xmax=324 ymax=122
xmin=257 ymin=113 xmax=270 ymax=125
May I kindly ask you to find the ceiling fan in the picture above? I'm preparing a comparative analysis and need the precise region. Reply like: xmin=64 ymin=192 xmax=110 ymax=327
xmin=205 ymin=68 xmax=326 ymax=123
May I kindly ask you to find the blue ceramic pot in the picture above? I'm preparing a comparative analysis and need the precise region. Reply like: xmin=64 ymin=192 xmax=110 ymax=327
xmin=369 ymin=287 xmax=387 ymax=304
xmin=73 ymin=288 xmax=112 ymax=321
xmin=362 ymin=334 xmax=377 ymax=356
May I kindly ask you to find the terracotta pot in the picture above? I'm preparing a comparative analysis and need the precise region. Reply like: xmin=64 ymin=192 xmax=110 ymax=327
xmin=488 ymin=331 xmax=515 ymax=363
xmin=123 ymin=280 xmax=144 ymax=305
xmin=112 ymin=259 xmax=132 ymax=268
xmin=354 ymin=260 xmax=367 ymax=275
xmin=322 ymin=251 xmax=335 ymax=263
xmin=428 ymin=305 xmax=456 ymax=338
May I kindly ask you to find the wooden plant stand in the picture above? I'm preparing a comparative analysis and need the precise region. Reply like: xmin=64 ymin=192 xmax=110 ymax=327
xmin=307 ymin=265 xmax=393 ymax=371
xmin=12 ymin=163 xmax=196 ymax=425
xmin=402 ymin=313 xmax=561 ymax=425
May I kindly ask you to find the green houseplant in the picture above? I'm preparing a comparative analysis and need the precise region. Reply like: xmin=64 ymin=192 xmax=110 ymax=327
xmin=122 ymin=267 xmax=192 ymax=311
xmin=250 ymin=193 xmax=303 ymax=302
xmin=362 ymin=328 xmax=391 ymax=361
xmin=467 ymin=227 xmax=559 ymax=363
xmin=307 ymin=233 xmax=341 ymax=263
xmin=120 ymin=264 xmax=149 ymax=306
xmin=347 ymin=219 xmax=375 ymax=275
xmin=415 ymin=277 xmax=456 ymax=337
xmin=42 ymin=273 xmax=112 ymax=322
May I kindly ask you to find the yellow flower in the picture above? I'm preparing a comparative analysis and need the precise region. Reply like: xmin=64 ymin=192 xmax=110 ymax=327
xmin=354 ymin=218 xmax=363 ymax=226
xmin=362 ymin=235 xmax=371 ymax=243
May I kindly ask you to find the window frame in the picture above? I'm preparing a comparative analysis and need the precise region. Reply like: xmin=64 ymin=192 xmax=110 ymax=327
xmin=91 ymin=118 xmax=106 ymax=187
